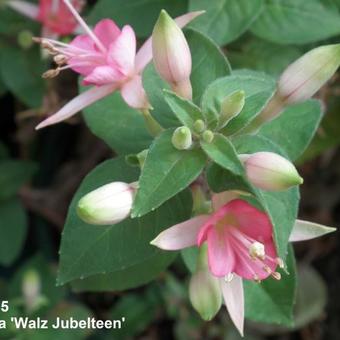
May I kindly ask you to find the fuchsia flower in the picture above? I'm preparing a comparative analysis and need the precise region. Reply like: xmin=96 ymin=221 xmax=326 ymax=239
xmin=7 ymin=0 xmax=83 ymax=37
xmin=151 ymin=191 xmax=336 ymax=335
xmin=34 ymin=0 xmax=203 ymax=129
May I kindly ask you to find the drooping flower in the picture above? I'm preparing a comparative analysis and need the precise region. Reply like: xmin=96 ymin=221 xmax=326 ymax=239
xmin=152 ymin=10 xmax=193 ymax=99
xmin=239 ymin=152 xmax=303 ymax=191
xmin=7 ymin=0 xmax=83 ymax=38
xmin=151 ymin=191 xmax=336 ymax=335
xmin=34 ymin=0 xmax=203 ymax=129
xmin=77 ymin=182 xmax=137 ymax=225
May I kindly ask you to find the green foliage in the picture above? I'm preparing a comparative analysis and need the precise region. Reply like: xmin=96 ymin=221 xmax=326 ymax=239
xmin=132 ymin=130 xmax=205 ymax=217
xmin=58 ymin=157 xmax=193 ymax=288
xmin=189 ymin=0 xmax=263 ymax=45
xmin=88 ymin=0 xmax=188 ymax=38
xmin=251 ymin=0 xmax=340 ymax=44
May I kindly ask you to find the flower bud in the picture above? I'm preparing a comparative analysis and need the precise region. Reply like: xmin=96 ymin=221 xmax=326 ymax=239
xmin=202 ymin=130 xmax=214 ymax=143
xmin=278 ymin=44 xmax=340 ymax=104
xmin=18 ymin=30 xmax=34 ymax=49
xmin=77 ymin=182 xmax=137 ymax=225
xmin=193 ymin=119 xmax=205 ymax=133
xmin=219 ymin=90 xmax=245 ymax=128
xmin=172 ymin=126 xmax=192 ymax=150
xmin=22 ymin=269 xmax=41 ymax=313
xmin=240 ymin=152 xmax=303 ymax=191
xmin=189 ymin=269 xmax=222 ymax=321
xmin=152 ymin=10 xmax=192 ymax=99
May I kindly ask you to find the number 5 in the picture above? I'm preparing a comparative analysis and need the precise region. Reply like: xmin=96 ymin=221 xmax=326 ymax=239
xmin=1 ymin=301 xmax=8 ymax=312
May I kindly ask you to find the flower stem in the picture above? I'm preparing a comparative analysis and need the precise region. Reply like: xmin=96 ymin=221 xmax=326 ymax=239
xmin=141 ymin=109 xmax=164 ymax=137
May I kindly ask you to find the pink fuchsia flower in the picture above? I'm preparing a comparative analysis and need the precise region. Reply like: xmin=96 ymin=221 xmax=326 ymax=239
xmin=34 ymin=0 xmax=203 ymax=129
xmin=151 ymin=191 xmax=336 ymax=335
xmin=7 ymin=0 xmax=83 ymax=37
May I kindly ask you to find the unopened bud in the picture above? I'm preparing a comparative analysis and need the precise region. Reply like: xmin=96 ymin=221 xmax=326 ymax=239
xmin=22 ymin=269 xmax=41 ymax=313
xmin=189 ymin=269 xmax=222 ymax=321
xmin=219 ymin=90 xmax=245 ymax=128
xmin=240 ymin=152 xmax=303 ymax=191
xmin=17 ymin=30 xmax=34 ymax=49
xmin=77 ymin=182 xmax=137 ymax=225
xmin=172 ymin=126 xmax=192 ymax=150
xmin=279 ymin=44 xmax=340 ymax=103
xmin=202 ymin=130 xmax=214 ymax=143
xmin=193 ymin=119 xmax=205 ymax=133
xmin=152 ymin=10 xmax=192 ymax=99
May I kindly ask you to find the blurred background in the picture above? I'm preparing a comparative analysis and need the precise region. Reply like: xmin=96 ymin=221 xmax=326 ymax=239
xmin=0 ymin=0 xmax=339 ymax=339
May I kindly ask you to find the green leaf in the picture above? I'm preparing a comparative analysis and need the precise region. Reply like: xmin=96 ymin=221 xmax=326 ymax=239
xmin=0 ymin=160 xmax=37 ymax=201
xmin=0 ymin=45 xmax=46 ymax=107
xmin=0 ymin=199 xmax=27 ymax=266
xmin=201 ymin=133 xmax=244 ymax=176
xmin=189 ymin=0 xmax=263 ymax=45
xmin=88 ymin=0 xmax=188 ymax=38
xmin=58 ymin=157 xmax=192 ymax=287
xmin=0 ymin=142 xmax=8 ymax=159
xmin=258 ymin=100 xmax=323 ymax=161
xmin=132 ymin=129 xmax=206 ymax=217
xmin=201 ymin=72 xmax=276 ymax=135
xmin=163 ymin=90 xmax=204 ymax=130
xmin=250 ymin=0 xmax=340 ymax=45
xmin=244 ymin=245 xmax=296 ymax=326
xmin=228 ymin=38 xmax=301 ymax=77
xmin=82 ymin=90 xmax=152 ymax=154
xmin=143 ymin=29 xmax=231 ymax=128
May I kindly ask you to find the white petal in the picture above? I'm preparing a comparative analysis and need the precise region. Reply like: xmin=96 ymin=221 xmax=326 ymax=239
xmin=289 ymin=219 xmax=336 ymax=242
xmin=121 ymin=75 xmax=150 ymax=109
xmin=7 ymin=0 xmax=39 ymax=20
xmin=35 ymin=84 xmax=116 ymax=129
xmin=220 ymin=275 xmax=244 ymax=337
xmin=150 ymin=215 xmax=210 ymax=250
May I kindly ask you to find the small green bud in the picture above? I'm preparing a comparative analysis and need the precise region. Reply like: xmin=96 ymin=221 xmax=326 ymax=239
xmin=202 ymin=130 xmax=214 ymax=143
xmin=171 ymin=126 xmax=192 ymax=150
xmin=22 ymin=269 xmax=41 ymax=313
xmin=219 ymin=90 xmax=245 ymax=128
xmin=18 ymin=30 xmax=34 ymax=50
xmin=137 ymin=149 xmax=148 ymax=168
xmin=193 ymin=119 xmax=205 ymax=133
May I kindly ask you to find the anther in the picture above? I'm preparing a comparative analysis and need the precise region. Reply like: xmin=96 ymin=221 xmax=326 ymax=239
xmin=263 ymin=265 xmax=272 ymax=274
xmin=42 ymin=69 xmax=60 ymax=79
xmin=54 ymin=54 xmax=68 ymax=65
xmin=275 ymin=257 xmax=285 ymax=269
xmin=253 ymin=274 xmax=261 ymax=283
xmin=271 ymin=272 xmax=281 ymax=280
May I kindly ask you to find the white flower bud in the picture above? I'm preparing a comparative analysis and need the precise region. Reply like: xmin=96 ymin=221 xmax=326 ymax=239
xmin=219 ymin=90 xmax=245 ymax=128
xmin=240 ymin=152 xmax=303 ymax=191
xmin=77 ymin=182 xmax=137 ymax=225
xmin=171 ymin=126 xmax=193 ymax=150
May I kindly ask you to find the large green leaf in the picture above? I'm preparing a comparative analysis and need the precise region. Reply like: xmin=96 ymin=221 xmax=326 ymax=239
xmin=250 ymin=0 xmax=340 ymax=45
xmin=201 ymin=72 xmax=276 ymax=135
xmin=228 ymin=39 xmax=301 ymax=77
xmin=201 ymin=133 xmax=244 ymax=176
xmin=258 ymin=100 xmax=323 ymax=161
xmin=143 ymin=29 xmax=231 ymax=128
xmin=0 ymin=199 xmax=27 ymax=266
xmin=0 ymin=45 xmax=45 ymax=108
xmin=132 ymin=129 xmax=206 ymax=218
xmin=82 ymin=90 xmax=152 ymax=154
xmin=88 ymin=0 xmax=188 ymax=38
xmin=58 ymin=157 xmax=192 ymax=287
xmin=0 ymin=160 xmax=37 ymax=201
xmin=189 ymin=0 xmax=263 ymax=45
xmin=244 ymin=245 xmax=296 ymax=326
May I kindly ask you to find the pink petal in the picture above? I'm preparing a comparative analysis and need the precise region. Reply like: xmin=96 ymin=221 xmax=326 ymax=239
xmin=135 ymin=11 xmax=205 ymax=73
xmin=289 ymin=219 xmax=336 ymax=242
xmin=8 ymin=0 xmax=39 ymax=20
xmin=150 ymin=215 xmax=210 ymax=250
xmin=83 ymin=65 xmax=124 ymax=86
xmin=227 ymin=200 xmax=273 ymax=242
xmin=121 ymin=75 xmax=150 ymax=109
xmin=108 ymin=25 xmax=136 ymax=76
xmin=94 ymin=19 xmax=121 ymax=49
xmin=206 ymin=226 xmax=235 ymax=277
xmin=219 ymin=275 xmax=244 ymax=337
xmin=35 ymin=84 xmax=117 ymax=129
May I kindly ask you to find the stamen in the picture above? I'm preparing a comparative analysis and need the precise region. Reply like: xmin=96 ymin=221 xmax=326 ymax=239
xmin=62 ymin=0 xmax=107 ymax=54
xmin=253 ymin=274 xmax=261 ymax=283
xmin=271 ymin=272 xmax=281 ymax=280
xmin=42 ymin=69 xmax=60 ymax=78
xmin=224 ymin=273 xmax=234 ymax=282
xmin=263 ymin=265 xmax=272 ymax=274
xmin=249 ymin=241 xmax=265 ymax=260
xmin=54 ymin=54 xmax=68 ymax=65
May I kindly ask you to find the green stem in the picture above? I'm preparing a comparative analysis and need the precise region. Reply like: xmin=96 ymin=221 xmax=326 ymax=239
xmin=141 ymin=109 xmax=164 ymax=137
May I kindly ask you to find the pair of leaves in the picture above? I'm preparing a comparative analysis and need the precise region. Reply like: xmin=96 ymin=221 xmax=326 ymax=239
xmin=58 ymin=157 xmax=193 ymax=289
